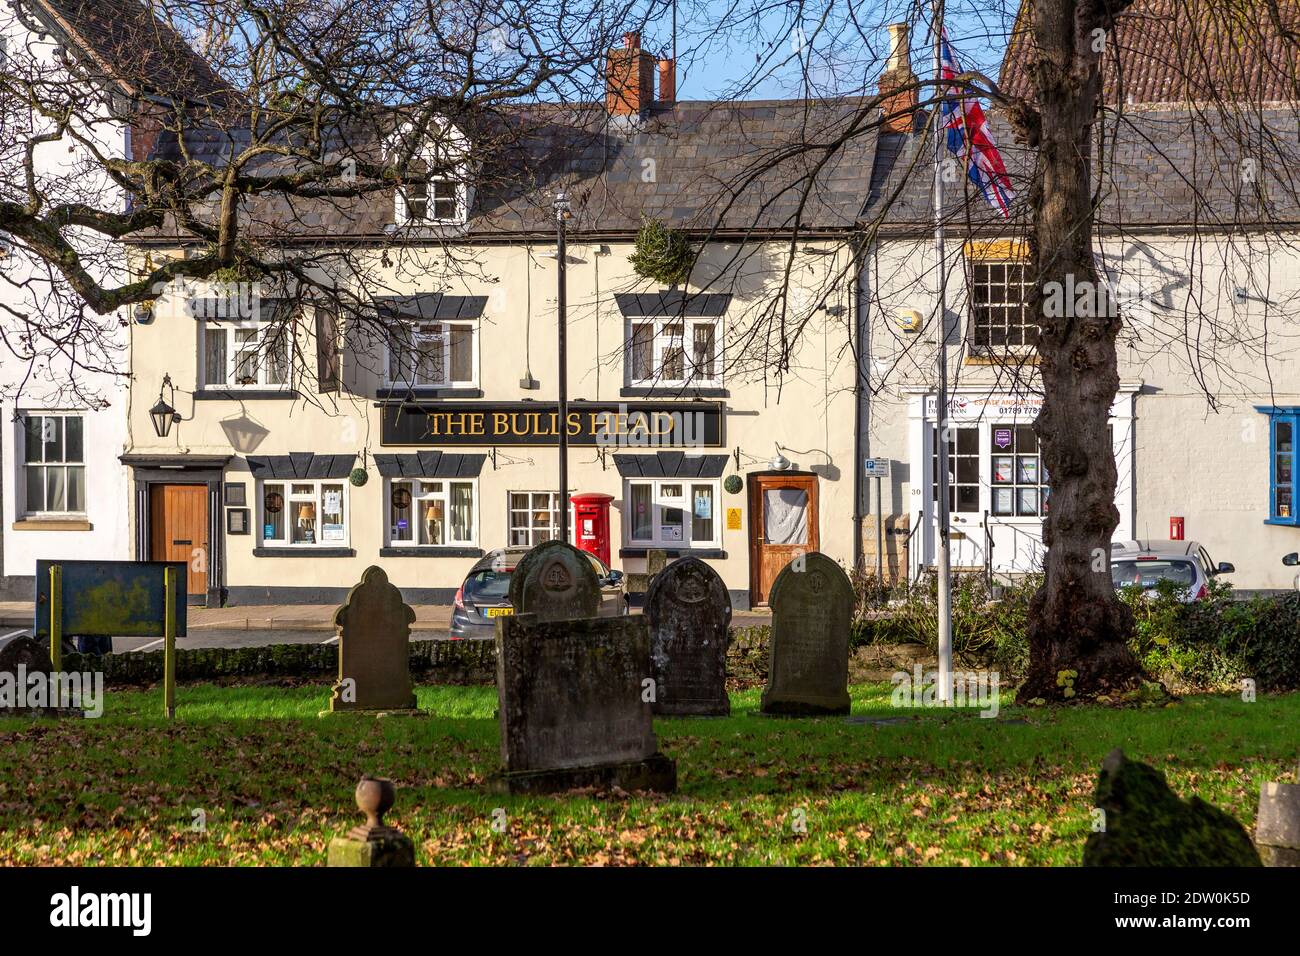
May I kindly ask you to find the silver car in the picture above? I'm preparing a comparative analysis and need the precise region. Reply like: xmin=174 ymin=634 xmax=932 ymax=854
xmin=1110 ymin=539 xmax=1234 ymax=602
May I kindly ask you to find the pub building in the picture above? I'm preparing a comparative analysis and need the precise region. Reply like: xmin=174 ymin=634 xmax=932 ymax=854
xmin=119 ymin=37 xmax=874 ymax=608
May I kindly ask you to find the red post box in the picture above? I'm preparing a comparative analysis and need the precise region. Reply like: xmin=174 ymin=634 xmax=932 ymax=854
xmin=571 ymin=493 xmax=614 ymax=567
xmin=1170 ymin=516 xmax=1184 ymax=541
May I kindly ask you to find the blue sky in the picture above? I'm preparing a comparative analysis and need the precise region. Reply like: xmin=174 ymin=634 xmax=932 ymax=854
xmin=651 ymin=0 xmax=1018 ymax=102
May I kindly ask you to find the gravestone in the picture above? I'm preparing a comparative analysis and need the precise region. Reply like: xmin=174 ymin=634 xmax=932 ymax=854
xmin=760 ymin=552 xmax=852 ymax=716
xmin=0 ymin=635 xmax=77 ymax=717
xmin=490 ymin=612 xmax=676 ymax=794
xmin=1256 ymin=770 xmax=1300 ymax=867
xmin=327 ymin=566 xmax=418 ymax=714
xmin=327 ymin=776 xmax=415 ymax=867
xmin=508 ymin=539 xmax=601 ymax=621
xmin=1083 ymin=749 xmax=1262 ymax=866
xmin=646 ymin=556 xmax=731 ymax=716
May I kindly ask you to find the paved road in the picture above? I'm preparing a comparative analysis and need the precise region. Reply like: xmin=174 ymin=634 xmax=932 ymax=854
xmin=0 ymin=600 xmax=770 ymax=652
xmin=0 ymin=625 xmax=453 ymax=653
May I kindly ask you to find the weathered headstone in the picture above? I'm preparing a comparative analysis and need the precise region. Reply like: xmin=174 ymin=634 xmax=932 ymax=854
xmin=508 ymin=539 xmax=600 ymax=622
xmin=490 ymin=612 xmax=676 ymax=794
xmin=646 ymin=548 xmax=668 ymax=581
xmin=1256 ymin=768 xmax=1300 ymax=866
xmin=646 ymin=556 xmax=731 ymax=716
xmin=1083 ymin=748 xmax=1262 ymax=866
xmin=327 ymin=776 xmax=415 ymax=867
xmin=327 ymin=566 xmax=418 ymax=714
xmin=0 ymin=635 xmax=79 ymax=717
xmin=760 ymin=552 xmax=852 ymax=716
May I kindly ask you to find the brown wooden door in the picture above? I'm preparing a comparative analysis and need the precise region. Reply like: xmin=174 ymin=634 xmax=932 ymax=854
xmin=749 ymin=473 xmax=819 ymax=606
xmin=150 ymin=484 xmax=208 ymax=597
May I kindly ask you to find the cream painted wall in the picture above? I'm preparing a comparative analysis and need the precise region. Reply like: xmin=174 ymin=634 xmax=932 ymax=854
xmin=862 ymin=231 xmax=1300 ymax=591
xmin=124 ymin=239 xmax=860 ymax=602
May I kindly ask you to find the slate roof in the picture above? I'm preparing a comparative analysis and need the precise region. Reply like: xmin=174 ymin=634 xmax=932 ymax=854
xmin=25 ymin=0 xmax=227 ymax=102
xmin=861 ymin=105 xmax=1300 ymax=230
xmin=142 ymin=98 xmax=881 ymax=242
xmin=1000 ymin=0 xmax=1300 ymax=106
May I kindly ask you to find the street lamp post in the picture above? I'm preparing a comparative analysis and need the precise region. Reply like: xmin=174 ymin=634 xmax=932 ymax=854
xmin=553 ymin=191 xmax=572 ymax=543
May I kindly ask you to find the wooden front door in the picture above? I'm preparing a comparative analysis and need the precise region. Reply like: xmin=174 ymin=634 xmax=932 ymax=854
xmin=748 ymin=473 xmax=819 ymax=606
xmin=150 ymin=484 xmax=208 ymax=597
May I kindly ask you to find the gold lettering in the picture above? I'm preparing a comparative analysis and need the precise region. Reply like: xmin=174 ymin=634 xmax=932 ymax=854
xmin=493 ymin=412 xmax=509 ymax=436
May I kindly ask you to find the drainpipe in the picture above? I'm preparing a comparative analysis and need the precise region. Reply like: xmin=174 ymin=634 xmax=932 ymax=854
xmin=852 ymin=237 xmax=868 ymax=573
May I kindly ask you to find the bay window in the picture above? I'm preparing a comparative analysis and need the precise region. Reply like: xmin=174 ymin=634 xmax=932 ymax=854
xmin=990 ymin=425 xmax=1049 ymax=517
xmin=386 ymin=322 xmax=476 ymax=388
xmin=261 ymin=480 xmax=347 ymax=546
xmin=21 ymin=412 xmax=85 ymax=515
xmin=388 ymin=479 xmax=476 ymax=545
xmin=625 ymin=479 xmax=719 ymax=548
xmin=627 ymin=317 xmax=720 ymax=387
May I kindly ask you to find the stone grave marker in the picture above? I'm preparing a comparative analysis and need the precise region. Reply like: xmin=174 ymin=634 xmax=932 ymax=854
xmin=1084 ymin=749 xmax=1261 ymax=866
xmin=646 ymin=556 xmax=731 ymax=716
xmin=1256 ymin=767 xmax=1300 ymax=866
xmin=760 ymin=551 xmax=852 ymax=716
xmin=327 ymin=776 xmax=415 ymax=867
xmin=508 ymin=539 xmax=600 ymax=622
xmin=327 ymin=566 xmax=418 ymax=714
xmin=490 ymin=612 xmax=676 ymax=794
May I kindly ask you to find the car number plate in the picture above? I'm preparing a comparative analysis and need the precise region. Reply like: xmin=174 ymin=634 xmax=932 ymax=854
xmin=485 ymin=607 xmax=514 ymax=618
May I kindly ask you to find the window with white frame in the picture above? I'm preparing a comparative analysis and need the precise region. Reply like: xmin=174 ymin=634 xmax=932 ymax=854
xmin=260 ymin=480 xmax=348 ymax=547
xmin=508 ymin=491 xmax=567 ymax=547
xmin=391 ymin=123 xmax=469 ymax=226
xmin=20 ymin=412 xmax=85 ymax=515
xmin=625 ymin=479 xmax=719 ymax=548
xmin=627 ymin=317 xmax=721 ymax=387
xmin=387 ymin=479 xmax=476 ymax=546
xmin=990 ymin=425 xmax=1050 ymax=517
xmin=969 ymin=260 xmax=1035 ymax=349
xmin=386 ymin=321 xmax=476 ymax=388
xmin=203 ymin=319 xmax=291 ymax=388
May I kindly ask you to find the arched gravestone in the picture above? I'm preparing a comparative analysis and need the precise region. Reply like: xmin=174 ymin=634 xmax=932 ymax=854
xmin=760 ymin=552 xmax=852 ymax=716
xmin=646 ymin=557 xmax=732 ymax=716
xmin=328 ymin=566 xmax=418 ymax=713
xmin=508 ymin=540 xmax=601 ymax=622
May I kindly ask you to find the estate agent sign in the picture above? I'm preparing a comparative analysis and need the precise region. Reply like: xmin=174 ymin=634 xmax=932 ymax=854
xmin=381 ymin=401 xmax=724 ymax=447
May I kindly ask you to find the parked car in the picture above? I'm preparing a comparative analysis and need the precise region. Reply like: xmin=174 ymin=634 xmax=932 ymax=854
xmin=449 ymin=546 xmax=628 ymax=638
xmin=1110 ymin=539 xmax=1234 ymax=602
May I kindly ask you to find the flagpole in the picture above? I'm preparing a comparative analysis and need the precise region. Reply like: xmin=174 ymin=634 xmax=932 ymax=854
xmin=933 ymin=0 xmax=954 ymax=704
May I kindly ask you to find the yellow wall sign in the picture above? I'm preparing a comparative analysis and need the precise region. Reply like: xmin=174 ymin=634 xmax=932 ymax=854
xmin=726 ymin=508 xmax=742 ymax=531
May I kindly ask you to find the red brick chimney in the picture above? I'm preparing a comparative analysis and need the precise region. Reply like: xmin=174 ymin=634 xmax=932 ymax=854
xmin=878 ymin=22 xmax=918 ymax=134
xmin=606 ymin=31 xmax=656 ymax=115
xmin=658 ymin=57 xmax=676 ymax=104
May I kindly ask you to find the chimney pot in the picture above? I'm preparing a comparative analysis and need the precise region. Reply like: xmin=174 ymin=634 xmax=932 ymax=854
xmin=624 ymin=31 xmax=640 ymax=50
xmin=658 ymin=58 xmax=676 ymax=103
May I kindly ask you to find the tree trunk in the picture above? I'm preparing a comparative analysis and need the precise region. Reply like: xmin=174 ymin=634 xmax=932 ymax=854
xmin=1017 ymin=0 xmax=1144 ymax=702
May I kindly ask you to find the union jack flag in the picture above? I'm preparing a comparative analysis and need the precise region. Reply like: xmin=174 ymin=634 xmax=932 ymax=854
xmin=939 ymin=30 xmax=1015 ymax=218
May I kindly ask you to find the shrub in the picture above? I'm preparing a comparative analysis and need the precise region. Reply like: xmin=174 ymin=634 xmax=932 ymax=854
xmin=628 ymin=219 xmax=697 ymax=286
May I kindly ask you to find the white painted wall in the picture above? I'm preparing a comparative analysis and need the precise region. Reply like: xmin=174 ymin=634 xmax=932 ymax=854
xmin=0 ymin=11 xmax=132 ymax=591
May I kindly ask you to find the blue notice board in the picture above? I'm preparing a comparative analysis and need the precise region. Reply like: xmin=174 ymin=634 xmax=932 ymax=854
xmin=34 ymin=560 xmax=189 ymax=638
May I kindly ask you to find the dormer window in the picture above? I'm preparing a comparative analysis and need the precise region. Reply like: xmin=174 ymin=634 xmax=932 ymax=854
xmin=390 ymin=121 xmax=470 ymax=227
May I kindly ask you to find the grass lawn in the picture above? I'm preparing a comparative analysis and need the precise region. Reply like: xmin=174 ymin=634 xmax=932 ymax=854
xmin=1 ymin=682 xmax=1295 ymax=866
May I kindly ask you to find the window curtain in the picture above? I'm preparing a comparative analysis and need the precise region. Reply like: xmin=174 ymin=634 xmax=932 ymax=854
xmin=763 ymin=488 xmax=808 ymax=544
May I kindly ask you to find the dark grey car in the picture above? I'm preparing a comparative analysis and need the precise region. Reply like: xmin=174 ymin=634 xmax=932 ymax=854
xmin=448 ymin=546 xmax=628 ymax=638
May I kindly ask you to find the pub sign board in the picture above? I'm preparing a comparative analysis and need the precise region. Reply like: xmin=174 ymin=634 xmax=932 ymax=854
xmin=381 ymin=401 xmax=725 ymax=448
